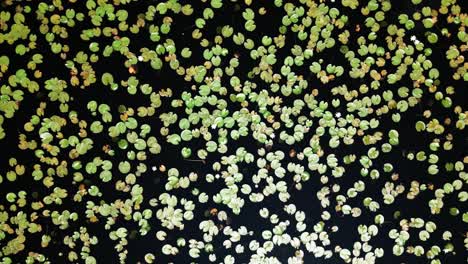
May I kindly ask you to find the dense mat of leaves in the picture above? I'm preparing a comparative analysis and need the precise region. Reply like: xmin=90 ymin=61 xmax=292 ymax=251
xmin=0 ymin=0 xmax=467 ymax=263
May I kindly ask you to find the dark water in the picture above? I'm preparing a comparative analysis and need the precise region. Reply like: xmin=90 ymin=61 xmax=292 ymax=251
xmin=0 ymin=0 xmax=467 ymax=263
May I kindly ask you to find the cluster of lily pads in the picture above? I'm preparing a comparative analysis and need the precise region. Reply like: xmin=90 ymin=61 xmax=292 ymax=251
xmin=0 ymin=0 xmax=467 ymax=263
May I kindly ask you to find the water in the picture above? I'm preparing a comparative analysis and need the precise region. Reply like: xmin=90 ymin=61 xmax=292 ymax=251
xmin=0 ymin=0 xmax=466 ymax=263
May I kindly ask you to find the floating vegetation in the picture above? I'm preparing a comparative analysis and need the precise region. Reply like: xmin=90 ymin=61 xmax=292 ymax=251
xmin=0 ymin=0 xmax=466 ymax=263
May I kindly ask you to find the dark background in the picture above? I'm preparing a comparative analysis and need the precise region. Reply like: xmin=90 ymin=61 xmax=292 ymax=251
xmin=0 ymin=0 xmax=466 ymax=263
